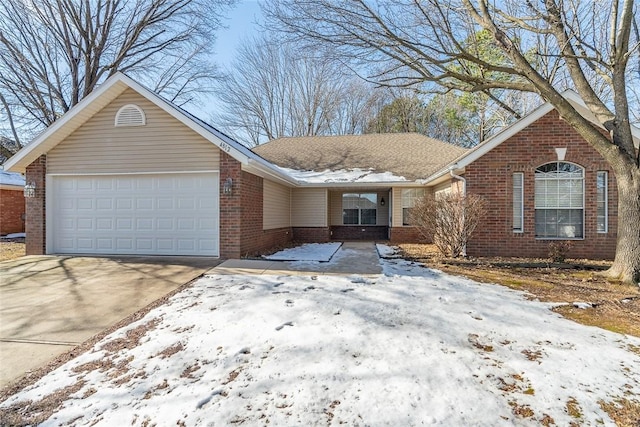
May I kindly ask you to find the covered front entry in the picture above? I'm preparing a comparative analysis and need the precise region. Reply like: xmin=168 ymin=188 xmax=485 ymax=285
xmin=329 ymin=189 xmax=390 ymax=240
xmin=48 ymin=172 xmax=219 ymax=256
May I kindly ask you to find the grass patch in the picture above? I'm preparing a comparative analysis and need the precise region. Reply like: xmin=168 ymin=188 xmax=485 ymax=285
xmin=566 ymin=397 xmax=582 ymax=419
xmin=599 ymin=398 xmax=640 ymax=427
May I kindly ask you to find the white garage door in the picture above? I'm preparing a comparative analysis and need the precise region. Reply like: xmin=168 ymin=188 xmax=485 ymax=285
xmin=49 ymin=173 xmax=219 ymax=256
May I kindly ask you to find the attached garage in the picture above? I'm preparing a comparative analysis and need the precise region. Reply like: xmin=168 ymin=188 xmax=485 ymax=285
xmin=4 ymin=73 xmax=298 ymax=259
xmin=48 ymin=173 xmax=219 ymax=256
xmin=38 ymin=85 xmax=224 ymax=257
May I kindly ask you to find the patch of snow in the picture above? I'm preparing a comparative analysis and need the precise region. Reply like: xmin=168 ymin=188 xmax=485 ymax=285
xmin=1 ymin=232 xmax=25 ymax=239
xmin=279 ymin=166 xmax=408 ymax=183
xmin=572 ymin=302 xmax=593 ymax=309
xmin=2 ymin=249 xmax=639 ymax=426
xmin=0 ymin=171 xmax=25 ymax=187
xmin=376 ymin=243 xmax=402 ymax=258
xmin=263 ymin=242 xmax=342 ymax=262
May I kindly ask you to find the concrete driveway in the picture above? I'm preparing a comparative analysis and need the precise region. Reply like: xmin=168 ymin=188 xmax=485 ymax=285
xmin=0 ymin=255 xmax=218 ymax=388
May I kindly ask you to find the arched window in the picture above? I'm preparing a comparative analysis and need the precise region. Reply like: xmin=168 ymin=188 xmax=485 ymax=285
xmin=535 ymin=162 xmax=584 ymax=238
xmin=115 ymin=104 xmax=146 ymax=127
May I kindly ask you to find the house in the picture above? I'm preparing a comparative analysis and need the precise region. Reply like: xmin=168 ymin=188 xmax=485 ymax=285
xmin=3 ymin=72 xmax=636 ymax=260
xmin=0 ymin=170 xmax=25 ymax=235
xmin=420 ymin=93 xmax=637 ymax=260
xmin=252 ymin=133 xmax=467 ymax=242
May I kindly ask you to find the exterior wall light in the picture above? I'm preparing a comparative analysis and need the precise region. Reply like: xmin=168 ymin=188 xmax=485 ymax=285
xmin=380 ymin=197 xmax=385 ymax=206
xmin=223 ymin=177 xmax=233 ymax=195
xmin=24 ymin=182 xmax=36 ymax=198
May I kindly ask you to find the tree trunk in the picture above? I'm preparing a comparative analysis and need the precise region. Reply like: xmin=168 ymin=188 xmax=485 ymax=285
xmin=606 ymin=165 xmax=640 ymax=285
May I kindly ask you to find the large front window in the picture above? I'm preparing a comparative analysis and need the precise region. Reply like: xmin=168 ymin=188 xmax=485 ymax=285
xmin=535 ymin=162 xmax=584 ymax=238
xmin=342 ymin=193 xmax=377 ymax=225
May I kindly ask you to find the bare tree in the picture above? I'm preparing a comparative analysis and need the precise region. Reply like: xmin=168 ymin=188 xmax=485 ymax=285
xmin=212 ymin=36 xmax=389 ymax=146
xmin=264 ymin=0 xmax=640 ymax=284
xmin=411 ymin=193 xmax=489 ymax=258
xmin=0 ymin=0 xmax=235 ymax=156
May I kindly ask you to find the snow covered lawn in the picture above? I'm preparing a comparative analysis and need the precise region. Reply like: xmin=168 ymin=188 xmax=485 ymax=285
xmin=1 ymin=250 xmax=639 ymax=426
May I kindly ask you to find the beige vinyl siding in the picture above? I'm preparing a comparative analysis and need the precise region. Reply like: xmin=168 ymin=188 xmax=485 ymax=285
xmin=377 ymin=192 xmax=390 ymax=226
xmin=263 ymin=180 xmax=291 ymax=229
xmin=391 ymin=188 xmax=403 ymax=227
xmin=329 ymin=190 xmax=389 ymax=226
xmin=329 ymin=191 xmax=343 ymax=225
xmin=434 ymin=181 xmax=453 ymax=197
xmin=391 ymin=186 xmax=431 ymax=227
xmin=291 ymin=188 xmax=327 ymax=227
xmin=48 ymin=89 xmax=219 ymax=174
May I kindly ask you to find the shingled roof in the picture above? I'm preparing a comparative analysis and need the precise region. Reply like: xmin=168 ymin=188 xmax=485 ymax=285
xmin=252 ymin=133 xmax=467 ymax=181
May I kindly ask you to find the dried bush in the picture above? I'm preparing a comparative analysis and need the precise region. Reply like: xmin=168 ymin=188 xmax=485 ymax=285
xmin=548 ymin=241 xmax=573 ymax=263
xmin=411 ymin=192 xmax=488 ymax=258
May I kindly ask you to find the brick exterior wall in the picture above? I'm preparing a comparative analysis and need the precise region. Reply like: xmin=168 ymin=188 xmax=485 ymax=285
xmin=330 ymin=226 xmax=388 ymax=240
xmin=219 ymin=151 xmax=292 ymax=258
xmin=389 ymin=226 xmax=426 ymax=244
xmin=0 ymin=189 xmax=25 ymax=235
xmin=292 ymin=227 xmax=331 ymax=242
xmin=25 ymin=155 xmax=47 ymax=255
xmin=219 ymin=152 xmax=243 ymax=258
xmin=238 ymin=170 xmax=292 ymax=256
xmin=466 ymin=110 xmax=617 ymax=260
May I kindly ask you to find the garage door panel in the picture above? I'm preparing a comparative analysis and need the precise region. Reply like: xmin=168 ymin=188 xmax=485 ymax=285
xmin=96 ymin=199 xmax=112 ymax=210
xmin=77 ymin=180 xmax=94 ymax=191
xmin=96 ymin=239 xmax=113 ymax=250
xmin=136 ymin=198 xmax=153 ymax=210
xmin=51 ymin=173 xmax=219 ymax=256
xmin=96 ymin=218 xmax=113 ymax=230
xmin=114 ymin=198 xmax=131 ymax=210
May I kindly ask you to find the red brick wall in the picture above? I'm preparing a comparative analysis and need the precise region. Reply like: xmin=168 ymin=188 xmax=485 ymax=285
xmin=239 ymin=171 xmax=292 ymax=256
xmin=219 ymin=152 xmax=292 ymax=258
xmin=330 ymin=226 xmax=388 ymax=240
xmin=0 ymin=189 xmax=25 ymax=235
xmin=25 ymin=155 xmax=47 ymax=255
xmin=389 ymin=227 xmax=426 ymax=244
xmin=466 ymin=110 xmax=617 ymax=260
xmin=219 ymin=152 xmax=243 ymax=258
xmin=292 ymin=227 xmax=331 ymax=242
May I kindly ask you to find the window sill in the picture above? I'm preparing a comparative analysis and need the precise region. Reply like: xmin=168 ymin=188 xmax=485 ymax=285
xmin=535 ymin=237 xmax=585 ymax=241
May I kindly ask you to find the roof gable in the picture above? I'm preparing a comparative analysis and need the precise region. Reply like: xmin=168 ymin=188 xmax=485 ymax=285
xmin=2 ymin=73 xmax=290 ymax=181
xmin=424 ymin=90 xmax=640 ymax=183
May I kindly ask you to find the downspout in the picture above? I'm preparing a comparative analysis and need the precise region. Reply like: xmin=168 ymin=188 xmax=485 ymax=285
xmin=449 ymin=164 xmax=467 ymax=256
xmin=449 ymin=164 xmax=466 ymax=195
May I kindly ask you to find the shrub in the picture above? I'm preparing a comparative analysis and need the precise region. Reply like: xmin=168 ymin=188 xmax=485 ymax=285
xmin=410 ymin=192 xmax=488 ymax=258
xmin=548 ymin=241 xmax=573 ymax=263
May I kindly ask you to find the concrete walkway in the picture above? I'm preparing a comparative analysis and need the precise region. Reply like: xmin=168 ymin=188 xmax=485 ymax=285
xmin=0 ymin=255 xmax=218 ymax=388
xmin=210 ymin=241 xmax=383 ymax=276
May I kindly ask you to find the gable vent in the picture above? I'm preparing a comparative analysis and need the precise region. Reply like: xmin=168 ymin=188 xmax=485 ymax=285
xmin=115 ymin=104 xmax=146 ymax=127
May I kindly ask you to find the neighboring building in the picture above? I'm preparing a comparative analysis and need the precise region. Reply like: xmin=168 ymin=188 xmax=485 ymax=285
xmin=0 ymin=170 xmax=25 ymax=235
xmin=3 ymin=73 xmax=637 ymax=259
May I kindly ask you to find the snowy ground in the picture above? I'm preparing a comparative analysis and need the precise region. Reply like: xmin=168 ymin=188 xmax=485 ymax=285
xmin=263 ymin=242 xmax=342 ymax=261
xmin=1 ymin=247 xmax=639 ymax=426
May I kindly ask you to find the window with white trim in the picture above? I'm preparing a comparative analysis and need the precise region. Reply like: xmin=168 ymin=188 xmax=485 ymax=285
xmin=596 ymin=171 xmax=608 ymax=233
xmin=342 ymin=193 xmax=377 ymax=225
xmin=115 ymin=104 xmax=146 ymax=127
xmin=535 ymin=162 xmax=584 ymax=238
xmin=402 ymin=188 xmax=426 ymax=225
xmin=513 ymin=172 xmax=524 ymax=232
